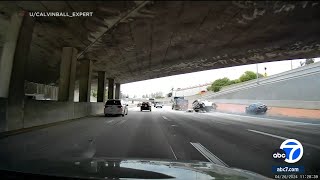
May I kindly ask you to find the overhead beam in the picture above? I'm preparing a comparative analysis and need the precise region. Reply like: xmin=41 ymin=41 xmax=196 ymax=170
xmin=77 ymin=1 xmax=151 ymax=59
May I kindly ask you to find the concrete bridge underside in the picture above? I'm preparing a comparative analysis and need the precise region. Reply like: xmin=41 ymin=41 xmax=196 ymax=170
xmin=1 ymin=1 xmax=320 ymax=86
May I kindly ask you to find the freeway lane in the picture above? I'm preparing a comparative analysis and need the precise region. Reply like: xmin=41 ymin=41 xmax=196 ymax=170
xmin=0 ymin=106 xmax=319 ymax=178
xmin=162 ymin=108 xmax=320 ymax=177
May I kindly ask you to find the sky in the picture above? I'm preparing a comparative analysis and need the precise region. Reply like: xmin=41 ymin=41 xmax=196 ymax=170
xmin=121 ymin=58 xmax=320 ymax=98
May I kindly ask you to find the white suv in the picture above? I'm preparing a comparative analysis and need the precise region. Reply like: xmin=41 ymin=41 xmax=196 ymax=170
xmin=104 ymin=99 xmax=128 ymax=117
xmin=155 ymin=103 xmax=163 ymax=108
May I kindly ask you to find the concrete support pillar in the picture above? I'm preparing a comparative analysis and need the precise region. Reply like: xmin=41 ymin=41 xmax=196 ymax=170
xmin=0 ymin=12 xmax=35 ymax=131
xmin=57 ymin=47 xmax=78 ymax=101
xmin=79 ymin=59 xmax=92 ymax=102
xmin=107 ymin=78 xmax=114 ymax=99
xmin=115 ymin=83 xmax=121 ymax=99
xmin=97 ymin=71 xmax=106 ymax=102
xmin=0 ymin=13 xmax=26 ymax=98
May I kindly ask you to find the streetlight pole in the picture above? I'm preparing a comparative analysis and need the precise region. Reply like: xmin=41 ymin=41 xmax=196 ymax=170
xmin=256 ymin=63 xmax=259 ymax=84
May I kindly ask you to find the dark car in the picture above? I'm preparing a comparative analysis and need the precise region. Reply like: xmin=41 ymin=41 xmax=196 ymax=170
xmin=192 ymin=100 xmax=206 ymax=112
xmin=245 ymin=102 xmax=268 ymax=114
xmin=141 ymin=102 xmax=151 ymax=111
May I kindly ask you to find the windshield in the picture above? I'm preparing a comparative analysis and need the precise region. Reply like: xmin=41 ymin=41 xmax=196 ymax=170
xmin=0 ymin=1 xmax=319 ymax=180
xmin=105 ymin=100 xmax=121 ymax=105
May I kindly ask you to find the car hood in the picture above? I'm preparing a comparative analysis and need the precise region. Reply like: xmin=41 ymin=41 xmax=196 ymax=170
xmin=0 ymin=157 xmax=270 ymax=180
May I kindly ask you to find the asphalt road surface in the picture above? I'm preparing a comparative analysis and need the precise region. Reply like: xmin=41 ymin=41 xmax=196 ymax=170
xmin=0 ymin=105 xmax=319 ymax=178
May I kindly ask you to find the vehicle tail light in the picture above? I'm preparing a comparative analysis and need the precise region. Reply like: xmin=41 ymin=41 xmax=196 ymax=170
xmin=105 ymin=105 xmax=110 ymax=108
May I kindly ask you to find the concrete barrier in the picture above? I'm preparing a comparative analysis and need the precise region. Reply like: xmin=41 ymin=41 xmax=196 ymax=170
xmin=23 ymin=99 xmax=104 ymax=128
xmin=215 ymin=103 xmax=320 ymax=119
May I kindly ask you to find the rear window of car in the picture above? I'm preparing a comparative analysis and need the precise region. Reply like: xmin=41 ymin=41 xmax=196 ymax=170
xmin=105 ymin=100 xmax=121 ymax=105
xmin=142 ymin=102 xmax=149 ymax=105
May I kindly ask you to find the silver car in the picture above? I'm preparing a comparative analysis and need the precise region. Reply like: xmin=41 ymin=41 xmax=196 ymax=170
xmin=104 ymin=99 xmax=128 ymax=117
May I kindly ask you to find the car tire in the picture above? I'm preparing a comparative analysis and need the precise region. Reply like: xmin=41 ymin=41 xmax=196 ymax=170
xmin=126 ymin=110 xmax=128 ymax=115
xmin=150 ymin=109 xmax=151 ymax=112
xmin=122 ymin=114 xmax=124 ymax=117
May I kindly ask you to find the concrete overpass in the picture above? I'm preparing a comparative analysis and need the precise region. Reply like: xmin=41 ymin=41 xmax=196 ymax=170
xmin=1 ymin=1 xmax=320 ymax=132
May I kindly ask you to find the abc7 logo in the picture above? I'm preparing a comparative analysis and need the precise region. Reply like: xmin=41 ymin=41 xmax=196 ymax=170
xmin=273 ymin=149 xmax=286 ymax=162
xmin=273 ymin=139 xmax=304 ymax=163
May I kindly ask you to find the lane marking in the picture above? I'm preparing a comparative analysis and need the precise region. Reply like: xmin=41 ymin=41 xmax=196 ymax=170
xmin=162 ymin=116 xmax=171 ymax=121
xmin=169 ymin=145 xmax=177 ymax=160
xmin=105 ymin=120 xmax=114 ymax=124
xmin=213 ymin=121 xmax=229 ymax=125
xmin=211 ymin=112 xmax=320 ymax=126
xmin=248 ymin=129 xmax=287 ymax=140
xmin=117 ymin=120 xmax=126 ymax=125
xmin=247 ymin=129 xmax=320 ymax=150
xmin=190 ymin=142 xmax=228 ymax=167
xmin=190 ymin=114 xmax=205 ymax=119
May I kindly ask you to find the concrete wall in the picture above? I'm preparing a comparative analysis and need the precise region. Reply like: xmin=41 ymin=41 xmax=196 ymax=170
xmin=214 ymin=103 xmax=320 ymax=119
xmin=189 ymin=62 xmax=320 ymax=119
xmin=23 ymin=99 xmax=104 ymax=128
xmin=200 ymin=62 xmax=320 ymax=110
xmin=0 ymin=98 xmax=7 ymax=132
xmin=210 ymin=73 xmax=320 ymax=101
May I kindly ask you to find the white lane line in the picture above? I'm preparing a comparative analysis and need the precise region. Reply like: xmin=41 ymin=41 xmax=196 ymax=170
xmin=169 ymin=145 xmax=177 ymax=160
xmin=212 ymin=112 xmax=320 ymax=126
xmin=190 ymin=142 xmax=228 ymax=167
xmin=213 ymin=121 xmax=229 ymax=125
xmin=162 ymin=116 xmax=171 ymax=121
xmin=190 ymin=114 xmax=205 ymax=119
xmin=105 ymin=120 xmax=114 ymax=124
xmin=248 ymin=129 xmax=287 ymax=140
xmin=247 ymin=129 xmax=320 ymax=150
xmin=117 ymin=120 xmax=126 ymax=125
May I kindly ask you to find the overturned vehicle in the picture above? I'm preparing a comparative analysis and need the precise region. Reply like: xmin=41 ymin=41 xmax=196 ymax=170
xmin=192 ymin=100 xmax=217 ymax=112
xmin=245 ymin=102 xmax=268 ymax=115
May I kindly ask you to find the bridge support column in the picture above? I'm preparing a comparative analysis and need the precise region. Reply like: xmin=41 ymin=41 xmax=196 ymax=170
xmin=79 ymin=59 xmax=92 ymax=102
xmin=58 ymin=47 xmax=78 ymax=102
xmin=97 ymin=71 xmax=106 ymax=102
xmin=0 ymin=12 xmax=35 ymax=131
xmin=107 ymin=78 xmax=114 ymax=100
xmin=115 ymin=83 xmax=121 ymax=99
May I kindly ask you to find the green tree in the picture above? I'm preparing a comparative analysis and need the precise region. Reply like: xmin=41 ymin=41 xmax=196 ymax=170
xmin=209 ymin=77 xmax=232 ymax=92
xmin=239 ymin=71 xmax=264 ymax=82
xmin=91 ymin=90 xmax=97 ymax=98
xmin=306 ymin=58 xmax=315 ymax=65
xmin=229 ymin=79 xmax=241 ymax=85
xmin=300 ymin=58 xmax=314 ymax=66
